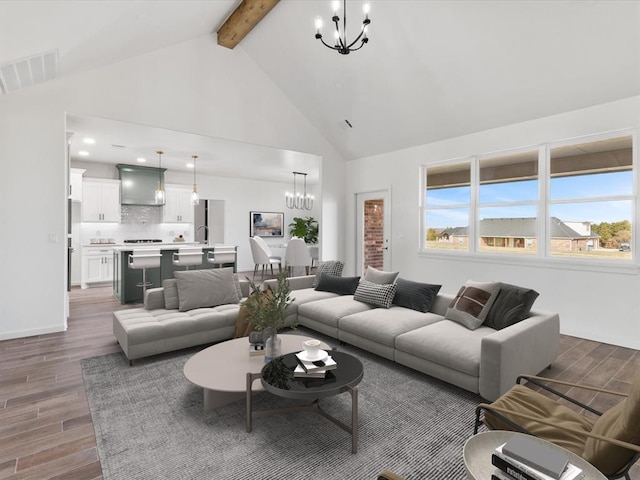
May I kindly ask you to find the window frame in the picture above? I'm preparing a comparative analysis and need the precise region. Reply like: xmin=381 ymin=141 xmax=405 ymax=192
xmin=419 ymin=129 xmax=638 ymax=271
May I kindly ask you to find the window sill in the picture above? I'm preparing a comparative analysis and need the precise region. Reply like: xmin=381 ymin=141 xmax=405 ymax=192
xmin=417 ymin=249 xmax=639 ymax=275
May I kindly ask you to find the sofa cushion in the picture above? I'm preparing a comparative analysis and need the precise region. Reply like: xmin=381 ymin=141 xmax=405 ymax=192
xmin=445 ymin=280 xmax=500 ymax=330
xmin=315 ymin=274 xmax=360 ymax=295
xmin=163 ymin=279 xmax=179 ymax=309
xmin=582 ymin=373 xmax=640 ymax=475
xmin=312 ymin=260 xmax=345 ymax=287
xmin=354 ymin=280 xmax=397 ymax=308
xmin=298 ymin=295 xmax=374 ymax=329
xmin=483 ymin=283 xmax=539 ymax=330
xmin=363 ymin=265 xmax=400 ymax=285
xmin=393 ymin=278 xmax=442 ymax=313
xmin=174 ymin=267 xmax=240 ymax=312
xmin=339 ymin=307 xmax=442 ymax=347
xmin=395 ymin=320 xmax=495 ymax=377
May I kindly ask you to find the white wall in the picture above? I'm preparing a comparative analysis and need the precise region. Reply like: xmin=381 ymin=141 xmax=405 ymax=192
xmin=0 ymin=34 xmax=345 ymax=341
xmin=347 ymin=97 xmax=640 ymax=349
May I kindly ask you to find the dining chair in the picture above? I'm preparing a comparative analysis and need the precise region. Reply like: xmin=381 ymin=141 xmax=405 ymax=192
xmin=249 ymin=237 xmax=281 ymax=280
xmin=285 ymin=237 xmax=311 ymax=276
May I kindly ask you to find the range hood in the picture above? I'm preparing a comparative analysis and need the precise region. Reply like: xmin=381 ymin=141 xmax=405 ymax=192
xmin=117 ymin=164 xmax=166 ymax=206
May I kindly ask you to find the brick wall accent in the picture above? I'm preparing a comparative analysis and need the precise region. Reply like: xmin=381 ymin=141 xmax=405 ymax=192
xmin=363 ymin=199 xmax=384 ymax=272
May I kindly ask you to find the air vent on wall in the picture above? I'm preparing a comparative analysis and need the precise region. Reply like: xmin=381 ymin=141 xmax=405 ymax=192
xmin=0 ymin=49 xmax=58 ymax=95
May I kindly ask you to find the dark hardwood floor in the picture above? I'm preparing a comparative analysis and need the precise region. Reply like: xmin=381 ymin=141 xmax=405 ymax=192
xmin=0 ymin=284 xmax=638 ymax=479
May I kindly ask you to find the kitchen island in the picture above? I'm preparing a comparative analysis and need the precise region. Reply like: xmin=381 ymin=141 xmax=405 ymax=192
xmin=112 ymin=244 xmax=237 ymax=304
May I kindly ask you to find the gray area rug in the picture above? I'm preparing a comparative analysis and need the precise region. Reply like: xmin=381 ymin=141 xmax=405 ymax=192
xmin=82 ymin=331 xmax=482 ymax=480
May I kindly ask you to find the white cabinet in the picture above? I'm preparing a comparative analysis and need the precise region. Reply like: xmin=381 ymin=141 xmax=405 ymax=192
xmin=69 ymin=168 xmax=85 ymax=202
xmin=81 ymin=247 xmax=114 ymax=288
xmin=82 ymin=179 xmax=121 ymax=222
xmin=163 ymin=184 xmax=194 ymax=223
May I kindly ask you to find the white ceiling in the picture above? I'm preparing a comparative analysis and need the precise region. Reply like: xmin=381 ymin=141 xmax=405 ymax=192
xmin=66 ymin=114 xmax=321 ymax=184
xmin=2 ymin=0 xmax=639 ymax=169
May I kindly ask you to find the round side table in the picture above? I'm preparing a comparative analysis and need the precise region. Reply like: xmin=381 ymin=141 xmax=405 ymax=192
xmin=463 ymin=431 xmax=606 ymax=480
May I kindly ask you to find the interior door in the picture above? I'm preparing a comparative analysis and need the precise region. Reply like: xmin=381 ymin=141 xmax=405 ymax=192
xmin=356 ymin=190 xmax=391 ymax=275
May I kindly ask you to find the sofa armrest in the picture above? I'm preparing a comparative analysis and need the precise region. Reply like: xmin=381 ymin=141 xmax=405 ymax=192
xmin=479 ymin=310 xmax=560 ymax=401
xmin=263 ymin=275 xmax=315 ymax=292
xmin=144 ymin=287 xmax=165 ymax=310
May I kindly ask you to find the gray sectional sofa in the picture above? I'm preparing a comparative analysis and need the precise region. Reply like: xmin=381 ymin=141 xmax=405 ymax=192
xmin=112 ymin=266 xmax=559 ymax=402
xmin=113 ymin=268 xmax=250 ymax=364
xmin=263 ymin=274 xmax=559 ymax=401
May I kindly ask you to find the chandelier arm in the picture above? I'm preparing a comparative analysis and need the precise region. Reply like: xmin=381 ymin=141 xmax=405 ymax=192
xmin=345 ymin=30 xmax=366 ymax=50
xmin=347 ymin=40 xmax=367 ymax=52
xmin=318 ymin=36 xmax=340 ymax=51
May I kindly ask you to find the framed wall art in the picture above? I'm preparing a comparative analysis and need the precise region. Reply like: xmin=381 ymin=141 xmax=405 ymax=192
xmin=250 ymin=211 xmax=284 ymax=237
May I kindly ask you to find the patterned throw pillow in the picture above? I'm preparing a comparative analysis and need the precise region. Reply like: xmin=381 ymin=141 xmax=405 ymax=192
xmin=354 ymin=279 xmax=397 ymax=309
xmin=312 ymin=260 xmax=345 ymax=287
xmin=445 ymin=280 xmax=500 ymax=330
xmin=363 ymin=265 xmax=399 ymax=285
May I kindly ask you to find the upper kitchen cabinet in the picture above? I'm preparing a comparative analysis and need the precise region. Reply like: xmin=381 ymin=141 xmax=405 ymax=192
xmin=163 ymin=184 xmax=194 ymax=223
xmin=69 ymin=168 xmax=86 ymax=202
xmin=82 ymin=178 xmax=121 ymax=222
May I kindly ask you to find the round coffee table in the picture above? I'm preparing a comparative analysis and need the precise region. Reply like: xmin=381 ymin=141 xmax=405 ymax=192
xmin=183 ymin=334 xmax=330 ymax=411
xmin=246 ymin=350 xmax=364 ymax=453
xmin=463 ymin=431 xmax=606 ymax=480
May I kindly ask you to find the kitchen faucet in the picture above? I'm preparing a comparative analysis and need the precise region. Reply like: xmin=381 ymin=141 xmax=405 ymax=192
xmin=196 ymin=225 xmax=208 ymax=243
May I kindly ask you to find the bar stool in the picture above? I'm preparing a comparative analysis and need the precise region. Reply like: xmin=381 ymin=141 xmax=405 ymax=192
xmin=128 ymin=248 xmax=162 ymax=296
xmin=172 ymin=247 xmax=203 ymax=270
xmin=206 ymin=245 xmax=237 ymax=272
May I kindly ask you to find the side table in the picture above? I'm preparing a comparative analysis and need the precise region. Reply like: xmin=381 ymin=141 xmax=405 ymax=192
xmin=246 ymin=350 xmax=364 ymax=453
xmin=463 ymin=431 xmax=606 ymax=480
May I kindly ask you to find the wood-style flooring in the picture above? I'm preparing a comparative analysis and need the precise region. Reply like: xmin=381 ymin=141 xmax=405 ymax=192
xmin=0 ymin=284 xmax=638 ymax=479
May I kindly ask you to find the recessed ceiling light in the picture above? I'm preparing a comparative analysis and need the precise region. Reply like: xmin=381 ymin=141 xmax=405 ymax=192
xmin=186 ymin=163 xmax=194 ymax=168
xmin=78 ymin=150 xmax=89 ymax=156
xmin=137 ymin=157 xmax=146 ymax=163
xmin=83 ymin=137 xmax=95 ymax=144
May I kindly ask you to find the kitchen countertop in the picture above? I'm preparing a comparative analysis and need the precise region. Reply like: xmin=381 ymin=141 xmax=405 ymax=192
xmin=111 ymin=243 xmax=235 ymax=251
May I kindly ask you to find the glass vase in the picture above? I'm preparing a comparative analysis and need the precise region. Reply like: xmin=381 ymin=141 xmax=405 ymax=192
xmin=264 ymin=330 xmax=282 ymax=363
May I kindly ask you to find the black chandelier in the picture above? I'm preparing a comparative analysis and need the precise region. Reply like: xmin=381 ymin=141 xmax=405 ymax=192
xmin=315 ymin=0 xmax=371 ymax=55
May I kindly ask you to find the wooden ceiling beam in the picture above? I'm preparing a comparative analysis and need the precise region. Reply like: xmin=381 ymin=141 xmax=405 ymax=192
xmin=217 ymin=0 xmax=280 ymax=49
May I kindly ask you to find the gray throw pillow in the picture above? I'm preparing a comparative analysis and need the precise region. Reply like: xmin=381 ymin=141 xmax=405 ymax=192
xmin=445 ymin=280 xmax=500 ymax=330
xmin=354 ymin=279 xmax=397 ymax=309
xmin=163 ymin=279 xmax=179 ymax=310
xmin=174 ymin=267 xmax=240 ymax=312
xmin=484 ymin=283 xmax=539 ymax=330
xmin=315 ymin=274 xmax=360 ymax=295
xmin=312 ymin=260 xmax=345 ymax=287
xmin=363 ymin=265 xmax=399 ymax=285
xmin=392 ymin=278 xmax=442 ymax=313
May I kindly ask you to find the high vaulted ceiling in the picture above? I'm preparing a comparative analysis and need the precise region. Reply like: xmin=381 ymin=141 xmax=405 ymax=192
xmin=1 ymin=0 xmax=638 ymax=164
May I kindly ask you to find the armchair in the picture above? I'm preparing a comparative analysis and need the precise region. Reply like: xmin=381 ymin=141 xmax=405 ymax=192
xmin=474 ymin=373 xmax=640 ymax=479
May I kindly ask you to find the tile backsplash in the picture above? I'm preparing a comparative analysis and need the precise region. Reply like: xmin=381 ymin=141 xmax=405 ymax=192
xmin=121 ymin=205 xmax=162 ymax=224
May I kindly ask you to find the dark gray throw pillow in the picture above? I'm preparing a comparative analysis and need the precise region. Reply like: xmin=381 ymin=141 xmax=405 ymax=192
xmin=392 ymin=278 xmax=442 ymax=313
xmin=483 ymin=283 xmax=540 ymax=330
xmin=314 ymin=273 xmax=360 ymax=295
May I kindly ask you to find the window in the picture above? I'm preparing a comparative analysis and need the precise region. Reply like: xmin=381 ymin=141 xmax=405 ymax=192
xmin=549 ymin=135 xmax=633 ymax=259
xmin=424 ymin=161 xmax=470 ymax=251
xmin=478 ymin=150 xmax=539 ymax=255
xmin=421 ymin=131 xmax=635 ymax=263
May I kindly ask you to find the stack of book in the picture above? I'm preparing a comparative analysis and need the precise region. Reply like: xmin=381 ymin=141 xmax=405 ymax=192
xmin=294 ymin=351 xmax=337 ymax=378
xmin=491 ymin=435 xmax=584 ymax=480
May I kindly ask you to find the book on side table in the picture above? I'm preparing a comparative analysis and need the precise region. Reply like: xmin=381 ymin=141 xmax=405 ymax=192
xmin=492 ymin=443 xmax=584 ymax=480
xmin=249 ymin=343 xmax=265 ymax=356
xmin=294 ymin=352 xmax=337 ymax=378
